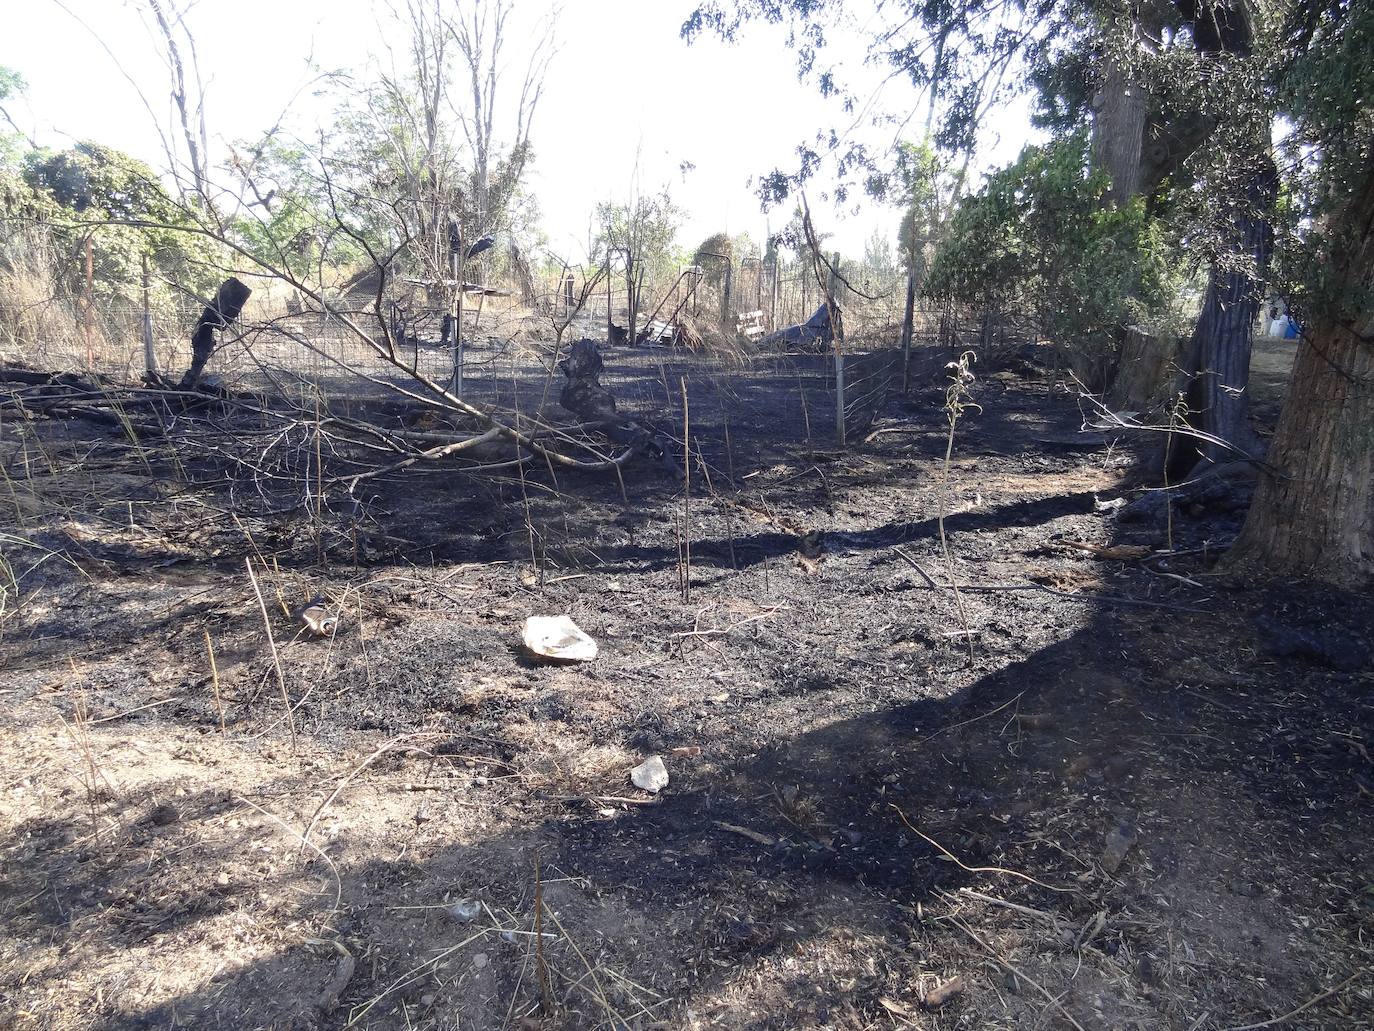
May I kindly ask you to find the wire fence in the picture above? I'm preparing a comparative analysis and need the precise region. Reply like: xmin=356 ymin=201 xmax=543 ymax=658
xmin=5 ymin=253 xmax=1035 ymax=469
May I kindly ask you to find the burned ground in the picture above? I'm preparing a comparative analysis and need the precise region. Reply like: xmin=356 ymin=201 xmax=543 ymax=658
xmin=0 ymin=340 xmax=1370 ymax=1030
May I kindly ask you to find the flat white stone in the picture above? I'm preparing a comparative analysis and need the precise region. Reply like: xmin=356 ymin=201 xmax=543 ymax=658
xmin=630 ymin=755 xmax=669 ymax=793
xmin=522 ymin=614 xmax=598 ymax=662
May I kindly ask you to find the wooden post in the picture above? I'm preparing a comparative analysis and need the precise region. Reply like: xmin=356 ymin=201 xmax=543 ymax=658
xmin=900 ymin=267 xmax=916 ymax=393
xmin=769 ymin=257 xmax=780 ymax=330
xmin=606 ymin=262 xmax=613 ymax=341
xmin=450 ymin=246 xmax=464 ymax=398
xmin=141 ymin=253 xmax=157 ymax=377
xmin=721 ymin=261 xmax=733 ymax=329
xmin=835 ymin=346 xmax=847 ymax=446
xmin=83 ymin=236 xmax=95 ymax=369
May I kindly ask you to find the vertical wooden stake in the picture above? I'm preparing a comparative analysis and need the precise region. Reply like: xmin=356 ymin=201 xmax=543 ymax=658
xmin=83 ymin=236 xmax=96 ymax=369
xmin=900 ymin=268 xmax=916 ymax=394
xmin=141 ymin=253 xmax=157 ymax=377
xmin=835 ymin=348 xmax=847 ymax=447
xmin=681 ymin=377 xmax=691 ymax=604
xmin=769 ymin=257 xmax=780 ymax=330
xmin=204 ymin=628 xmax=225 ymax=734
xmin=449 ymin=244 xmax=464 ymax=398
xmin=246 ymin=558 xmax=297 ymax=750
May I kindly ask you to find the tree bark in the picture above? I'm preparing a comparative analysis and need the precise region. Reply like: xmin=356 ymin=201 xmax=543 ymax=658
xmin=1091 ymin=60 xmax=1149 ymax=207
xmin=1231 ymin=321 xmax=1373 ymax=582
xmin=1231 ymin=167 xmax=1374 ymax=584
xmin=1170 ymin=153 xmax=1277 ymax=475
xmin=180 ymin=278 xmax=251 ymax=388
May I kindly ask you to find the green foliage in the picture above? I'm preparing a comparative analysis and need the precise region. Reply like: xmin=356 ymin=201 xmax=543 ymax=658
xmin=1270 ymin=0 xmax=1374 ymax=325
xmin=10 ymin=142 xmax=224 ymax=310
xmin=227 ymin=135 xmax=370 ymax=280
xmin=596 ymin=190 xmax=682 ymax=282
xmin=894 ymin=138 xmax=941 ymax=273
xmin=0 ymin=65 xmax=27 ymax=167
xmin=693 ymin=231 xmax=732 ymax=285
xmin=926 ymin=133 xmax=1175 ymax=351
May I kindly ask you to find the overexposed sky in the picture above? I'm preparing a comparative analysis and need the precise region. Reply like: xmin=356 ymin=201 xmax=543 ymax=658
xmin=4 ymin=0 xmax=1038 ymax=260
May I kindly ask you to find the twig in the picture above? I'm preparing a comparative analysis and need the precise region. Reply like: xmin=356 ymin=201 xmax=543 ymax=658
xmin=915 ymin=691 xmax=1025 ymax=746
xmin=893 ymin=546 xmax=939 ymax=589
xmin=205 ymin=628 xmax=225 ymax=734
xmin=1219 ymin=969 xmax=1370 ymax=1030
xmin=890 ymin=804 xmax=1071 ymax=893
xmin=535 ymin=855 xmax=553 ymax=1019
xmin=300 ymin=732 xmax=445 ymax=852
xmin=234 ymin=793 xmax=342 ymax=919
xmin=942 ymin=912 xmax=1087 ymax=1031
xmin=246 ymin=557 xmax=296 ymax=748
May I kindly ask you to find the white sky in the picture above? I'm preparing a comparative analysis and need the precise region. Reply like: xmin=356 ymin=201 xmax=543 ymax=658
xmin=4 ymin=0 xmax=1038 ymax=260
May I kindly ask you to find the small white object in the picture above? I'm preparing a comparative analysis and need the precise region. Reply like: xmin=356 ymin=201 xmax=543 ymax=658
xmin=630 ymin=755 xmax=670 ymax=794
xmin=447 ymin=899 xmax=481 ymax=922
xmin=295 ymin=595 xmax=338 ymax=637
xmin=522 ymin=615 xmax=598 ymax=662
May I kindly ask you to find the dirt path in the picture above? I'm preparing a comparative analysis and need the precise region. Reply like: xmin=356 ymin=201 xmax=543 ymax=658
xmin=1 ymin=353 xmax=1370 ymax=1030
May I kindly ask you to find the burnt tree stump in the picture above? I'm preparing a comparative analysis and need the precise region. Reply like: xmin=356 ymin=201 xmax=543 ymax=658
xmin=558 ymin=338 xmax=618 ymax=422
xmin=557 ymin=338 xmax=678 ymax=474
xmin=179 ymin=277 xmax=252 ymax=389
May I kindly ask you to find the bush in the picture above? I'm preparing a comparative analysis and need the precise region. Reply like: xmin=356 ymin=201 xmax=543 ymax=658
xmin=925 ymin=132 xmax=1180 ymax=380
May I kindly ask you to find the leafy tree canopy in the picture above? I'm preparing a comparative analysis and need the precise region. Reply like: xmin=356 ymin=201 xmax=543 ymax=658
xmin=926 ymin=131 xmax=1177 ymax=349
xmin=10 ymin=142 xmax=224 ymax=309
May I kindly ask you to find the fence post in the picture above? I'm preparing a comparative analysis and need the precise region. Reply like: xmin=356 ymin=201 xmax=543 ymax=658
xmin=900 ymin=268 xmax=916 ymax=393
xmin=83 ymin=236 xmax=95 ymax=369
xmin=769 ymin=257 xmax=779 ymax=330
xmin=450 ymin=247 xmax=464 ymax=399
xmin=721 ymin=261 xmax=733 ymax=329
xmin=141 ymin=253 xmax=157 ymax=377
xmin=835 ymin=345 xmax=846 ymax=446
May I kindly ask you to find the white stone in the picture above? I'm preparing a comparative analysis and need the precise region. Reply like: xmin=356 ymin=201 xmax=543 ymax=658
xmin=630 ymin=755 xmax=670 ymax=794
xmin=521 ymin=615 xmax=598 ymax=662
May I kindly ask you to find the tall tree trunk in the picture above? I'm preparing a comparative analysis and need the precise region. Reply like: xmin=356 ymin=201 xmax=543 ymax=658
xmin=1231 ymin=321 xmax=1373 ymax=581
xmin=1171 ymin=153 xmax=1277 ymax=475
xmin=1231 ymin=167 xmax=1374 ymax=584
xmin=1091 ymin=60 xmax=1148 ymax=207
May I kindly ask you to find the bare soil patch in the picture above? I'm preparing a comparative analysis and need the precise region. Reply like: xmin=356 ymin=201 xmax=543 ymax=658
xmin=1 ymin=346 xmax=1370 ymax=1030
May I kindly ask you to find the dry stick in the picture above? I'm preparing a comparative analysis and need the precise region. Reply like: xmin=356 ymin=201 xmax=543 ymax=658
xmin=245 ymin=557 xmax=297 ymax=749
xmin=233 ymin=794 xmax=343 ymax=920
xmin=914 ymin=690 xmax=1026 ymax=747
xmin=939 ymin=353 xmax=978 ymax=664
xmin=889 ymin=803 xmax=1071 ymax=893
xmin=540 ymin=899 xmax=623 ymax=1025
xmin=300 ymin=732 xmax=443 ymax=853
xmin=943 ymin=912 xmax=1087 ymax=1031
xmin=893 ymin=546 xmax=940 ymax=590
xmin=204 ymin=628 xmax=225 ymax=734
xmin=314 ymin=390 xmax=325 ymax=566
xmin=681 ymin=377 xmax=691 ymax=604
xmin=58 ymin=691 xmax=101 ymax=841
xmin=1219 ymin=969 xmax=1371 ymax=1031
xmin=534 ymin=855 xmax=554 ymax=1019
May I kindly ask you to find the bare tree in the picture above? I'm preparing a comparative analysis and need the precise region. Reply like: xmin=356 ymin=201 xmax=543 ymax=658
xmin=447 ymin=0 xmax=556 ymax=236
xmin=143 ymin=0 xmax=212 ymax=206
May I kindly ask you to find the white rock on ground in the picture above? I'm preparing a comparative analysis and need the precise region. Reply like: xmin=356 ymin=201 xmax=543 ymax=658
xmin=521 ymin=614 xmax=598 ymax=662
xmin=630 ymin=755 xmax=669 ymax=793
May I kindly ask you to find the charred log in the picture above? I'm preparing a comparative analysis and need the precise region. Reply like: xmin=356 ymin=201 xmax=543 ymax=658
xmin=557 ymin=338 xmax=677 ymax=472
xmin=179 ymin=277 xmax=252 ymax=389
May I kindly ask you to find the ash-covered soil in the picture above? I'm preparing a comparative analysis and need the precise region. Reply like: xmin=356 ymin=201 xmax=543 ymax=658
xmin=1 ymin=340 xmax=1370 ymax=1030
